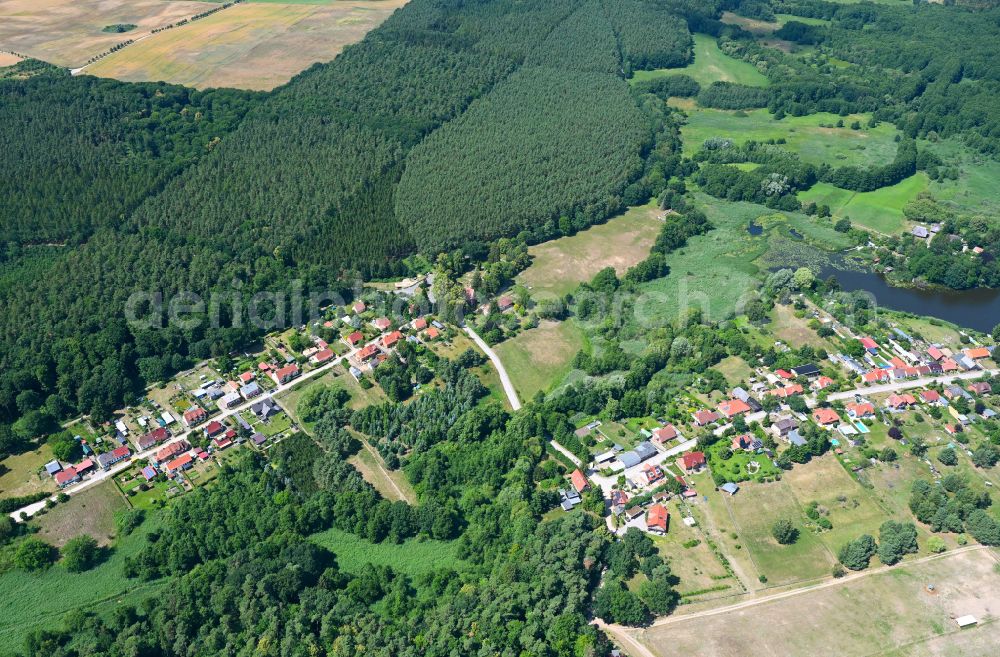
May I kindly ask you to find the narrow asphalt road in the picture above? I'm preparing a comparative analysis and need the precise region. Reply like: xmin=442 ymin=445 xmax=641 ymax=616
xmin=827 ymin=368 xmax=996 ymax=401
xmin=463 ymin=325 xmax=522 ymax=410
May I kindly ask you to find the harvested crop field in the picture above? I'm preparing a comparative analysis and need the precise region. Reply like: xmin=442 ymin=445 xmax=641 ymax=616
xmin=0 ymin=0 xmax=209 ymax=67
xmin=637 ymin=547 xmax=1000 ymax=657
xmin=84 ymin=0 xmax=409 ymax=90
xmin=0 ymin=52 xmax=23 ymax=67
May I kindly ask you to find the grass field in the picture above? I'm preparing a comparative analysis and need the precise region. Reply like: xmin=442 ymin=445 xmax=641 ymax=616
xmin=634 ymin=194 xmax=849 ymax=324
xmin=309 ymin=528 xmax=464 ymax=576
xmin=722 ymin=479 xmax=837 ymax=584
xmin=0 ymin=0 xmax=209 ymax=67
xmin=84 ymin=0 xmax=408 ymax=90
xmin=31 ymin=480 xmax=126 ymax=547
xmin=924 ymin=138 xmax=1000 ymax=217
xmin=799 ymin=173 xmax=929 ymax=234
xmin=713 ymin=355 xmax=753 ymax=387
xmin=517 ymin=201 xmax=663 ymax=299
xmin=681 ymin=108 xmax=900 ymax=167
xmin=0 ymin=514 xmax=163 ymax=656
xmin=636 ymin=547 xmax=1000 ymax=657
xmin=0 ymin=444 xmax=55 ymax=499
xmin=631 ymin=34 xmax=769 ymax=88
xmin=493 ymin=320 xmax=586 ymax=401
xmin=770 ymin=304 xmax=830 ymax=349
xmin=347 ymin=435 xmax=416 ymax=503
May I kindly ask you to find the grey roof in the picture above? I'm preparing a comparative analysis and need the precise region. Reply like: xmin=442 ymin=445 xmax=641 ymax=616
xmin=240 ymin=382 xmax=260 ymax=397
xmin=619 ymin=452 xmax=641 ymax=468
xmin=634 ymin=441 xmax=657 ymax=460
xmin=911 ymin=226 xmax=929 ymax=238
xmin=720 ymin=482 xmax=740 ymax=495
xmin=787 ymin=429 xmax=807 ymax=446
xmin=733 ymin=387 xmax=750 ymax=402
xmin=44 ymin=460 xmax=62 ymax=475
xmin=251 ymin=432 xmax=267 ymax=446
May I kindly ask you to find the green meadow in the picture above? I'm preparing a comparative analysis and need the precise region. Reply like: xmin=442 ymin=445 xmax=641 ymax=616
xmin=631 ymin=33 xmax=769 ymax=88
xmin=309 ymin=528 xmax=465 ymax=576
xmin=681 ymin=108 xmax=901 ymax=167
xmin=798 ymin=173 xmax=929 ymax=234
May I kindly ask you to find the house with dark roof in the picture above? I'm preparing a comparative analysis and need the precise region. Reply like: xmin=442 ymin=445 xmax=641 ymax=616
xmin=791 ymin=363 xmax=820 ymax=378
xmin=251 ymin=398 xmax=280 ymax=421
xmin=96 ymin=446 xmax=130 ymax=470
xmin=138 ymin=427 xmax=169 ymax=450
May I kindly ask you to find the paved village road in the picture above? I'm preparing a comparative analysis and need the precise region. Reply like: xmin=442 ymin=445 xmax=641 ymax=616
xmin=826 ymin=369 xmax=997 ymax=401
xmin=463 ymin=325 xmax=522 ymax=411
xmin=9 ymin=341 xmax=370 ymax=522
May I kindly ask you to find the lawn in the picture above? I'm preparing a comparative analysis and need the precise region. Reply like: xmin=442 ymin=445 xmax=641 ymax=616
xmin=635 ymin=194 xmax=849 ymax=324
xmin=712 ymin=355 xmax=753 ymax=387
xmin=0 ymin=444 xmax=55 ymax=499
xmin=631 ymin=34 xmax=769 ymax=88
xmin=636 ymin=547 xmax=1000 ymax=657
xmin=308 ymin=528 xmax=465 ymax=576
xmin=721 ymin=479 xmax=837 ymax=585
xmin=85 ymin=0 xmax=409 ymax=90
xmin=681 ymin=108 xmax=900 ymax=167
xmin=769 ymin=303 xmax=831 ymax=350
xmin=494 ymin=320 xmax=586 ymax=401
xmin=31 ymin=480 xmax=126 ymax=547
xmin=0 ymin=513 xmax=164 ymax=656
xmin=706 ymin=442 xmax=781 ymax=485
xmin=798 ymin=173 xmax=929 ymax=235
xmin=517 ymin=201 xmax=663 ymax=299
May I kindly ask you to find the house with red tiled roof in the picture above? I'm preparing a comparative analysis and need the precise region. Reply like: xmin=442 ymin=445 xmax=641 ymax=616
xmin=647 ymin=503 xmax=669 ymax=535
xmin=358 ymin=344 xmax=379 ymax=361
xmin=74 ymin=459 xmax=94 ymax=477
xmin=641 ymin=463 xmax=664 ymax=486
xmin=382 ymin=330 xmax=403 ymax=349
xmin=769 ymin=384 xmax=803 ymax=399
xmin=310 ymin=348 xmax=334 ymax=365
xmin=570 ymin=469 xmax=589 ymax=493
xmin=54 ymin=466 xmax=79 ymax=487
xmin=651 ymin=424 xmax=678 ymax=445
xmin=344 ymin=331 xmax=364 ymax=347
xmin=941 ymin=358 xmax=960 ymax=372
xmin=155 ymin=440 xmax=189 ymax=465
xmin=718 ymin=399 xmax=751 ymax=419
xmin=165 ymin=452 xmax=194 ymax=475
xmin=138 ymin=426 xmax=169 ymax=450
xmin=679 ymin=451 xmax=707 ymax=473
xmin=927 ymin=346 xmax=944 ymax=361
xmin=270 ymin=363 xmax=300 ymax=385
xmin=692 ymin=409 xmax=720 ymax=426
xmin=860 ymin=337 xmax=879 ymax=353
xmin=497 ymin=296 xmax=514 ymax=311
xmin=775 ymin=369 xmax=794 ymax=380
xmin=862 ymin=370 xmax=889 ymax=384
xmin=373 ymin=317 xmax=391 ymax=331
xmin=969 ymin=381 xmax=991 ymax=395
xmin=183 ymin=407 xmax=208 ymax=427
xmin=239 ymin=371 xmax=255 ymax=384
xmin=814 ymin=376 xmax=834 ymax=391
xmin=812 ymin=408 xmax=840 ymax=426
xmin=412 ymin=317 xmax=428 ymax=331
xmin=204 ymin=420 xmax=225 ymax=437
xmin=731 ymin=434 xmax=755 ymax=451
xmin=965 ymin=347 xmax=991 ymax=360
xmin=919 ymin=389 xmax=941 ymax=404
xmin=352 ymin=301 xmax=366 ymax=314
xmin=846 ymin=402 xmax=875 ymax=419
xmin=423 ymin=327 xmax=440 ymax=340
xmin=886 ymin=393 xmax=917 ymax=410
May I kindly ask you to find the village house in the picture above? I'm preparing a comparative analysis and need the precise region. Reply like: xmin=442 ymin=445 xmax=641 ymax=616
xmin=651 ymin=424 xmax=678 ymax=445
xmin=373 ymin=317 xmax=391 ymax=331
xmin=927 ymin=346 xmax=944 ymax=361
xmin=204 ymin=420 xmax=226 ymax=438
xmin=771 ymin=417 xmax=798 ymax=438
xmin=183 ymin=407 xmax=208 ymax=427
xmin=692 ymin=409 xmax=720 ymax=426
xmin=383 ymin=330 xmax=403 ymax=349
xmin=570 ymin=469 xmax=589 ymax=493
xmin=358 ymin=343 xmax=380 ymax=362
xmin=138 ymin=427 xmax=170 ymax=451
xmin=679 ymin=451 xmax=706 ymax=474
xmin=74 ymin=459 xmax=94 ymax=477
xmin=718 ymin=398 xmax=751 ymax=419
xmin=155 ymin=440 xmax=190 ymax=465
xmin=775 ymin=369 xmax=794 ymax=381
xmin=862 ymin=369 xmax=889 ymax=384
xmin=813 ymin=376 xmax=834 ymax=391
xmin=611 ymin=489 xmax=630 ymax=516
xmin=860 ymin=337 xmax=879 ymax=354
xmin=886 ymin=393 xmax=917 ymax=411
xmin=920 ymin=389 xmax=941 ymax=404
xmin=309 ymin=348 xmax=334 ymax=365
xmin=769 ymin=384 xmax=803 ymax=399
xmin=640 ymin=463 xmax=664 ymax=486
xmin=96 ymin=445 xmax=131 ymax=470
xmin=219 ymin=391 xmax=242 ymax=410
xmin=412 ymin=317 xmax=428 ymax=331
xmin=731 ymin=433 xmax=761 ymax=451
xmin=791 ymin=363 xmax=820 ymax=379
xmin=352 ymin=300 xmax=366 ymax=314
xmin=619 ymin=442 xmax=657 ymax=468
xmin=239 ymin=371 xmax=255 ymax=384
xmin=624 ymin=506 xmax=644 ymax=522
xmin=846 ymin=402 xmax=875 ymax=419
xmin=968 ymin=381 xmax=991 ymax=395
xmin=54 ymin=466 xmax=79 ymax=487
xmin=344 ymin=331 xmax=364 ymax=347
xmin=165 ymin=452 xmax=194 ymax=475
xmin=270 ymin=363 xmax=300 ymax=386
xmin=423 ymin=327 xmax=440 ymax=340
xmin=719 ymin=482 xmax=740 ymax=496
xmin=812 ymin=408 xmax=840 ymax=427
xmin=964 ymin=347 xmax=991 ymax=360
xmin=251 ymin=397 xmax=280 ymax=421
xmin=240 ymin=381 xmax=262 ymax=400
xmin=647 ymin=504 xmax=669 ymax=535
xmin=497 ymin=296 xmax=514 ymax=312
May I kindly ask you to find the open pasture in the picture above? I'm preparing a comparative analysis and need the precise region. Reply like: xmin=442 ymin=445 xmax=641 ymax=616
xmin=0 ymin=0 xmax=209 ymax=67
xmin=517 ymin=202 xmax=663 ymax=299
xmin=799 ymin=173 xmax=929 ymax=235
xmin=494 ymin=320 xmax=586 ymax=401
xmin=632 ymin=33 xmax=769 ymax=88
xmin=681 ymin=108 xmax=900 ymax=168
xmin=85 ymin=0 xmax=408 ymax=90
xmin=637 ymin=547 xmax=1000 ymax=657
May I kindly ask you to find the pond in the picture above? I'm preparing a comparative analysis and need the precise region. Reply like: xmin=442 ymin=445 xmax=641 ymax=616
xmin=820 ymin=266 xmax=1000 ymax=333
xmin=747 ymin=220 xmax=762 ymax=236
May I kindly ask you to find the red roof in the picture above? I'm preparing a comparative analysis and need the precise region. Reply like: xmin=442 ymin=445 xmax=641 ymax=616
xmin=353 ymin=301 xmax=366 ymax=313
xmin=815 ymin=376 xmax=834 ymax=390
xmin=110 ymin=446 xmax=130 ymax=459
xmin=155 ymin=441 xmax=188 ymax=462
xmin=166 ymin=453 xmax=193 ymax=472
xmin=681 ymin=451 xmax=706 ymax=470
xmin=862 ymin=370 xmax=888 ymax=383
xmin=74 ymin=459 xmax=94 ymax=474
xmin=204 ymin=420 xmax=224 ymax=436
xmin=258 ymin=362 xmax=271 ymax=371
xmin=497 ymin=296 xmax=514 ymax=310
xmin=374 ymin=317 xmax=391 ymax=330
xmin=413 ymin=317 xmax=428 ymax=330
xmin=860 ymin=337 xmax=878 ymax=350
xmin=927 ymin=346 xmax=944 ymax=361
xmin=769 ymin=384 xmax=803 ymax=399
xmin=647 ymin=503 xmax=669 ymax=532
xmin=346 ymin=331 xmax=363 ymax=346
xmin=920 ymin=389 xmax=940 ymax=402
xmin=312 ymin=348 xmax=334 ymax=364
xmin=775 ymin=369 xmax=793 ymax=380
xmin=813 ymin=408 xmax=840 ymax=425
xmin=424 ymin=327 xmax=440 ymax=339
xmin=941 ymin=358 xmax=960 ymax=372
xmin=718 ymin=399 xmax=751 ymax=418
xmin=570 ymin=469 xmax=589 ymax=493
xmin=965 ymin=347 xmax=991 ymax=359
xmin=54 ymin=467 xmax=78 ymax=486
xmin=273 ymin=363 xmax=299 ymax=382
xmin=239 ymin=371 xmax=255 ymax=383
xmin=693 ymin=409 xmax=720 ymax=426
xmin=652 ymin=424 xmax=678 ymax=442
xmin=383 ymin=330 xmax=403 ymax=348
xmin=214 ymin=437 xmax=233 ymax=450
xmin=847 ymin=402 xmax=874 ymax=417
xmin=887 ymin=393 xmax=916 ymax=408
xmin=183 ymin=407 xmax=207 ymax=423
xmin=358 ymin=344 xmax=379 ymax=360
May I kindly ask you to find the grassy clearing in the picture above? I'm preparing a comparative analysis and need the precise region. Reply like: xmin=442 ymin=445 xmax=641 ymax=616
xmin=681 ymin=108 xmax=900 ymax=167
xmin=636 ymin=547 xmax=1000 ymax=657
xmin=31 ymin=481 xmax=126 ymax=547
xmin=517 ymin=201 xmax=663 ymax=299
xmin=635 ymin=194 xmax=848 ymax=324
xmin=347 ymin=435 xmax=416 ymax=504
xmin=722 ymin=479 xmax=836 ymax=585
xmin=924 ymin=138 xmax=1000 ymax=217
xmin=712 ymin=355 xmax=753 ymax=387
xmin=0 ymin=444 xmax=55 ymax=499
xmin=85 ymin=0 xmax=408 ymax=90
xmin=632 ymin=34 xmax=769 ymax=88
xmin=309 ymin=528 xmax=464 ymax=576
xmin=799 ymin=173 xmax=929 ymax=234
xmin=494 ymin=320 xmax=586 ymax=401
xmin=769 ymin=303 xmax=830 ymax=349
xmin=0 ymin=513 xmax=163 ymax=656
